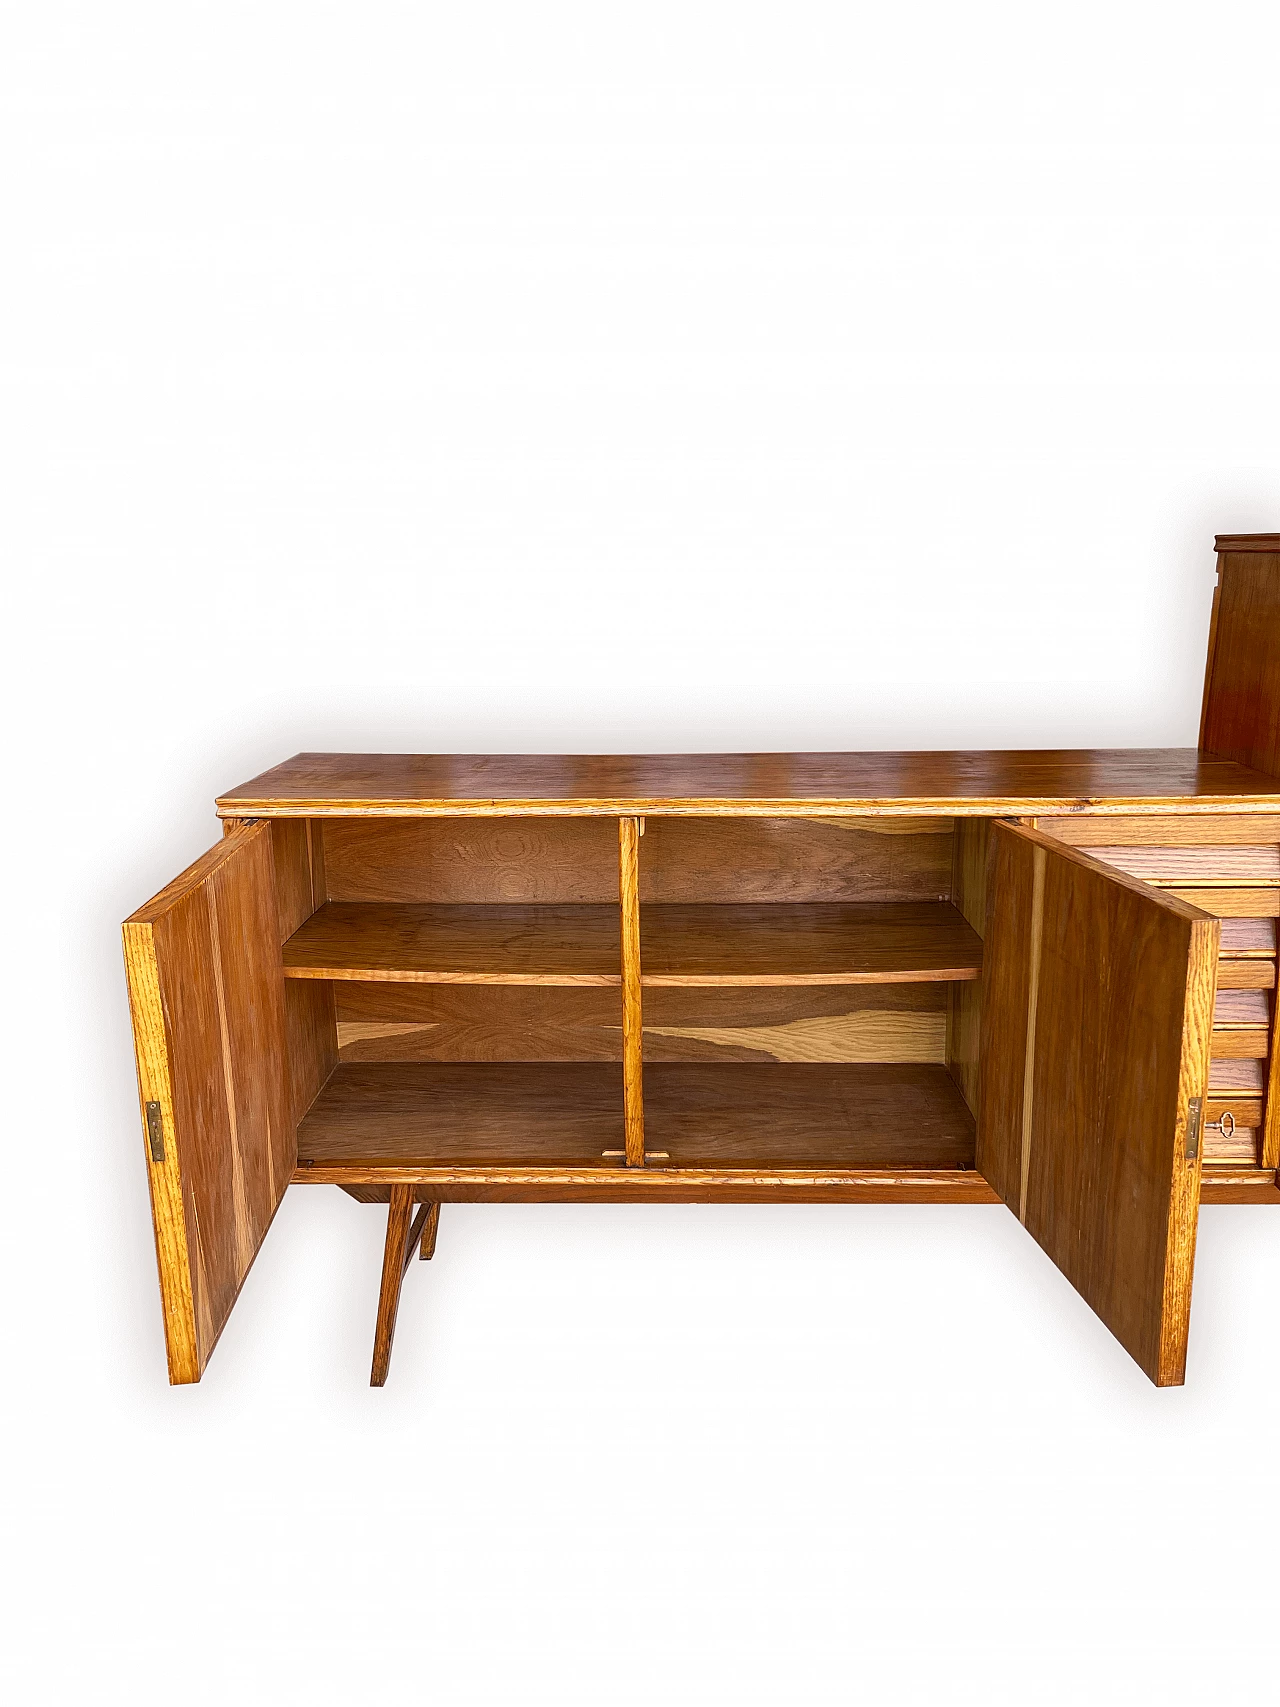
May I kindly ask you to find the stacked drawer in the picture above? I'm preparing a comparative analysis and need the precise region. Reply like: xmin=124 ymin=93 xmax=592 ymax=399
xmin=1036 ymin=821 xmax=1280 ymax=1168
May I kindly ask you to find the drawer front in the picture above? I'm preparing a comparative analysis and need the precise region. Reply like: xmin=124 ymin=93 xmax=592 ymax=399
xmin=1036 ymin=818 xmax=1280 ymax=1167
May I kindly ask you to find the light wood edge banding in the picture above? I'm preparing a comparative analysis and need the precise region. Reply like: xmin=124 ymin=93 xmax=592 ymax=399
xmin=216 ymin=796 xmax=1280 ymax=820
xmin=619 ymin=817 xmax=645 ymax=1167
xmin=297 ymin=1164 xmax=996 ymax=1190
xmin=1158 ymin=914 xmax=1219 ymax=1386
xmin=1262 ymin=978 xmax=1280 ymax=1170
xmin=1018 ymin=847 xmax=1046 ymax=1223
xmin=641 ymin=968 xmax=981 ymax=987
xmin=285 ymin=967 xmax=980 ymax=988
xmin=121 ymin=920 xmax=201 ymax=1384
xmin=283 ymin=967 xmax=622 ymax=985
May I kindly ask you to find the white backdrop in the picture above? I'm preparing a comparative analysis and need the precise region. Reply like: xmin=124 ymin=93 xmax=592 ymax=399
xmin=3 ymin=5 xmax=1279 ymax=1703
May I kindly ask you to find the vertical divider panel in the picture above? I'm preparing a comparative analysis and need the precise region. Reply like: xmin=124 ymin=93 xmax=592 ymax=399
xmin=619 ymin=816 xmax=645 ymax=1166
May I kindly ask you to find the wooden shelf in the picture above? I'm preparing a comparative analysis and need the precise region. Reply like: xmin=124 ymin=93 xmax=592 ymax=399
xmin=643 ymin=1063 xmax=974 ymax=1167
xmin=284 ymin=900 xmax=983 ymax=990
xmin=299 ymin=1063 xmax=626 ymax=1167
xmin=639 ymin=902 xmax=982 ymax=986
xmin=283 ymin=903 xmax=622 ymax=985
xmin=295 ymin=1061 xmax=974 ymax=1175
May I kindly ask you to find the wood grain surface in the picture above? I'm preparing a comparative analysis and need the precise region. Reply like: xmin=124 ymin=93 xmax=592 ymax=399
xmin=322 ymin=815 xmax=620 ymax=902
xmin=977 ymin=823 xmax=1218 ymax=1386
xmin=1263 ymin=956 xmax=1280 ymax=1169
xmin=283 ymin=902 xmax=622 ymax=984
xmin=1199 ymin=1167 xmax=1280 ymax=1203
xmin=293 ymin=1061 xmax=975 ymax=1173
xmin=1165 ymin=888 xmax=1280 ymax=916
xmin=637 ymin=817 xmax=952 ymax=902
xmin=1039 ymin=814 xmax=1280 ymax=846
xmin=1215 ymin=960 xmax=1275 ymax=990
xmin=1084 ymin=846 xmax=1280 ymax=885
xmin=643 ymin=983 xmax=947 ymax=1064
xmin=334 ymin=983 xmax=622 ymax=1061
xmin=637 ymin=901 xmax=981 ymax=984
xmin=122 ymin=822 xmax=293 ymax=1383
xmin=269 ymin=819 xmax=321 ymax=941
xmin=642 ymin=1062 xmax=975 ymax=1168
xmin=299 ymin=1166 xmax=1004 ymax=1203
xmin=619 ymin=817 xmax=645 ymax=1166
xmin=269 ymin=817 xmax=337 ymax=1122
xmin=946 ymin=818 xmax=989 ymax=1116
xmin=370 ymin=1186 xmax=434 ymax=1386
xmin=1210 ymin=1057 xmax=1266 ymax=1090
xmin=370 ymin=1185 xmax=415 ymax=1385
xmin=298 ymin=1063 xmax=626 ymax=1166
xmin=1219 ymin=918 xmax=1278 ymax=953
xmin=216 ymin=749 xmax=1280 ymax=817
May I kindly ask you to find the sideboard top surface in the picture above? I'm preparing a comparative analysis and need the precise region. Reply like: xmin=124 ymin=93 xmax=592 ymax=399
xmin=217 ymin=748 xmax=1280 ymax=818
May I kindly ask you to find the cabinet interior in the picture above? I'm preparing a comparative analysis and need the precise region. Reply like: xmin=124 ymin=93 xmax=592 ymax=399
xmin=277 ymin=814 xmax=990 ymax=1177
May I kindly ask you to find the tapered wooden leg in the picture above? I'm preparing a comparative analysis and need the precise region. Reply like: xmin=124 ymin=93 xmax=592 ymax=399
xmin=371 ymin=1186 xmax=418 ymax=1387
xmin=419 ymin=1201 xmax=440 ymax=1260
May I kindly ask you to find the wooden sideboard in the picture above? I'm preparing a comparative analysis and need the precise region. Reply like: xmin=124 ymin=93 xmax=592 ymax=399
xmin=123 ymin=533 xmax=1280 ymax=1388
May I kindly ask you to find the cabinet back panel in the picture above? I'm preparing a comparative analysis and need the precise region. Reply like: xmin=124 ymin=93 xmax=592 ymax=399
xmin=643 ymin=983 xmax=947 ymax=1063
xmin=322 ymin=818 xmax=620 ymax=903
xmin=332 ymin=979 xmax=948 ymax=1064
xmin=335 ymin=981 xmax=622 ymax=1061
xmin=638 ymin=817 xmax=953 ymax=903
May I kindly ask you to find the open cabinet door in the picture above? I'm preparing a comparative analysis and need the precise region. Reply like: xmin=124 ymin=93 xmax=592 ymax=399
xmin=123 ymin=822 xmax=292 ymax=1383
xmin=978 ymin=823 xmax=1219 ymax=1386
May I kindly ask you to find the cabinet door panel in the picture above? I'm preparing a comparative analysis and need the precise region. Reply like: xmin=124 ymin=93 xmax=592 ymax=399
xmin=123 ymin=822 xmax=292 ymax=1382
xmin=978 ymin=823 xmax=1218 ymax=1385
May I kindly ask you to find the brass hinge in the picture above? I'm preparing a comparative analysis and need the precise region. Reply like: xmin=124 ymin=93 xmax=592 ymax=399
xmin=145 ymin=1101 xmax=165 ymax=1164
xmin=1185 ymin=1095 xmax=1203 ymax=1162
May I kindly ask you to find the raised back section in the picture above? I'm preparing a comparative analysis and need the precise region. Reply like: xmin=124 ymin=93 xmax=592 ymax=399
xmin=1201 ymin=534 xmax=1280 ymax=778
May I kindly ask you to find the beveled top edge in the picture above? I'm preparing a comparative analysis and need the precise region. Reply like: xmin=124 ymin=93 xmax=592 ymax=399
xmin=1216 ymin=533 xmax=1280 ymax=552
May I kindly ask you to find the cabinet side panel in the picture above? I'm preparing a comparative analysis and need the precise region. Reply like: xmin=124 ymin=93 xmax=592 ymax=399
xmin=947 ymin=818 xmax=989 ymax=1113
xmin=976 ymin=827 xmax=1035 ymax=1203
xmin=287 ymin=981 xmax=338 ymax=1120
xmin=270 ymin=819 xmax=316 ymax=941
xmin=1200 ymin=549 xmax=1280 ymax=777
xmin=273 ymin=819 xmax=337 ymax=1118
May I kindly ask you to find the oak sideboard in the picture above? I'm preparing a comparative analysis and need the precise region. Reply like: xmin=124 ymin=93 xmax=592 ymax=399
xmin=123 ymin=533 xmax=1280 ymax=1387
